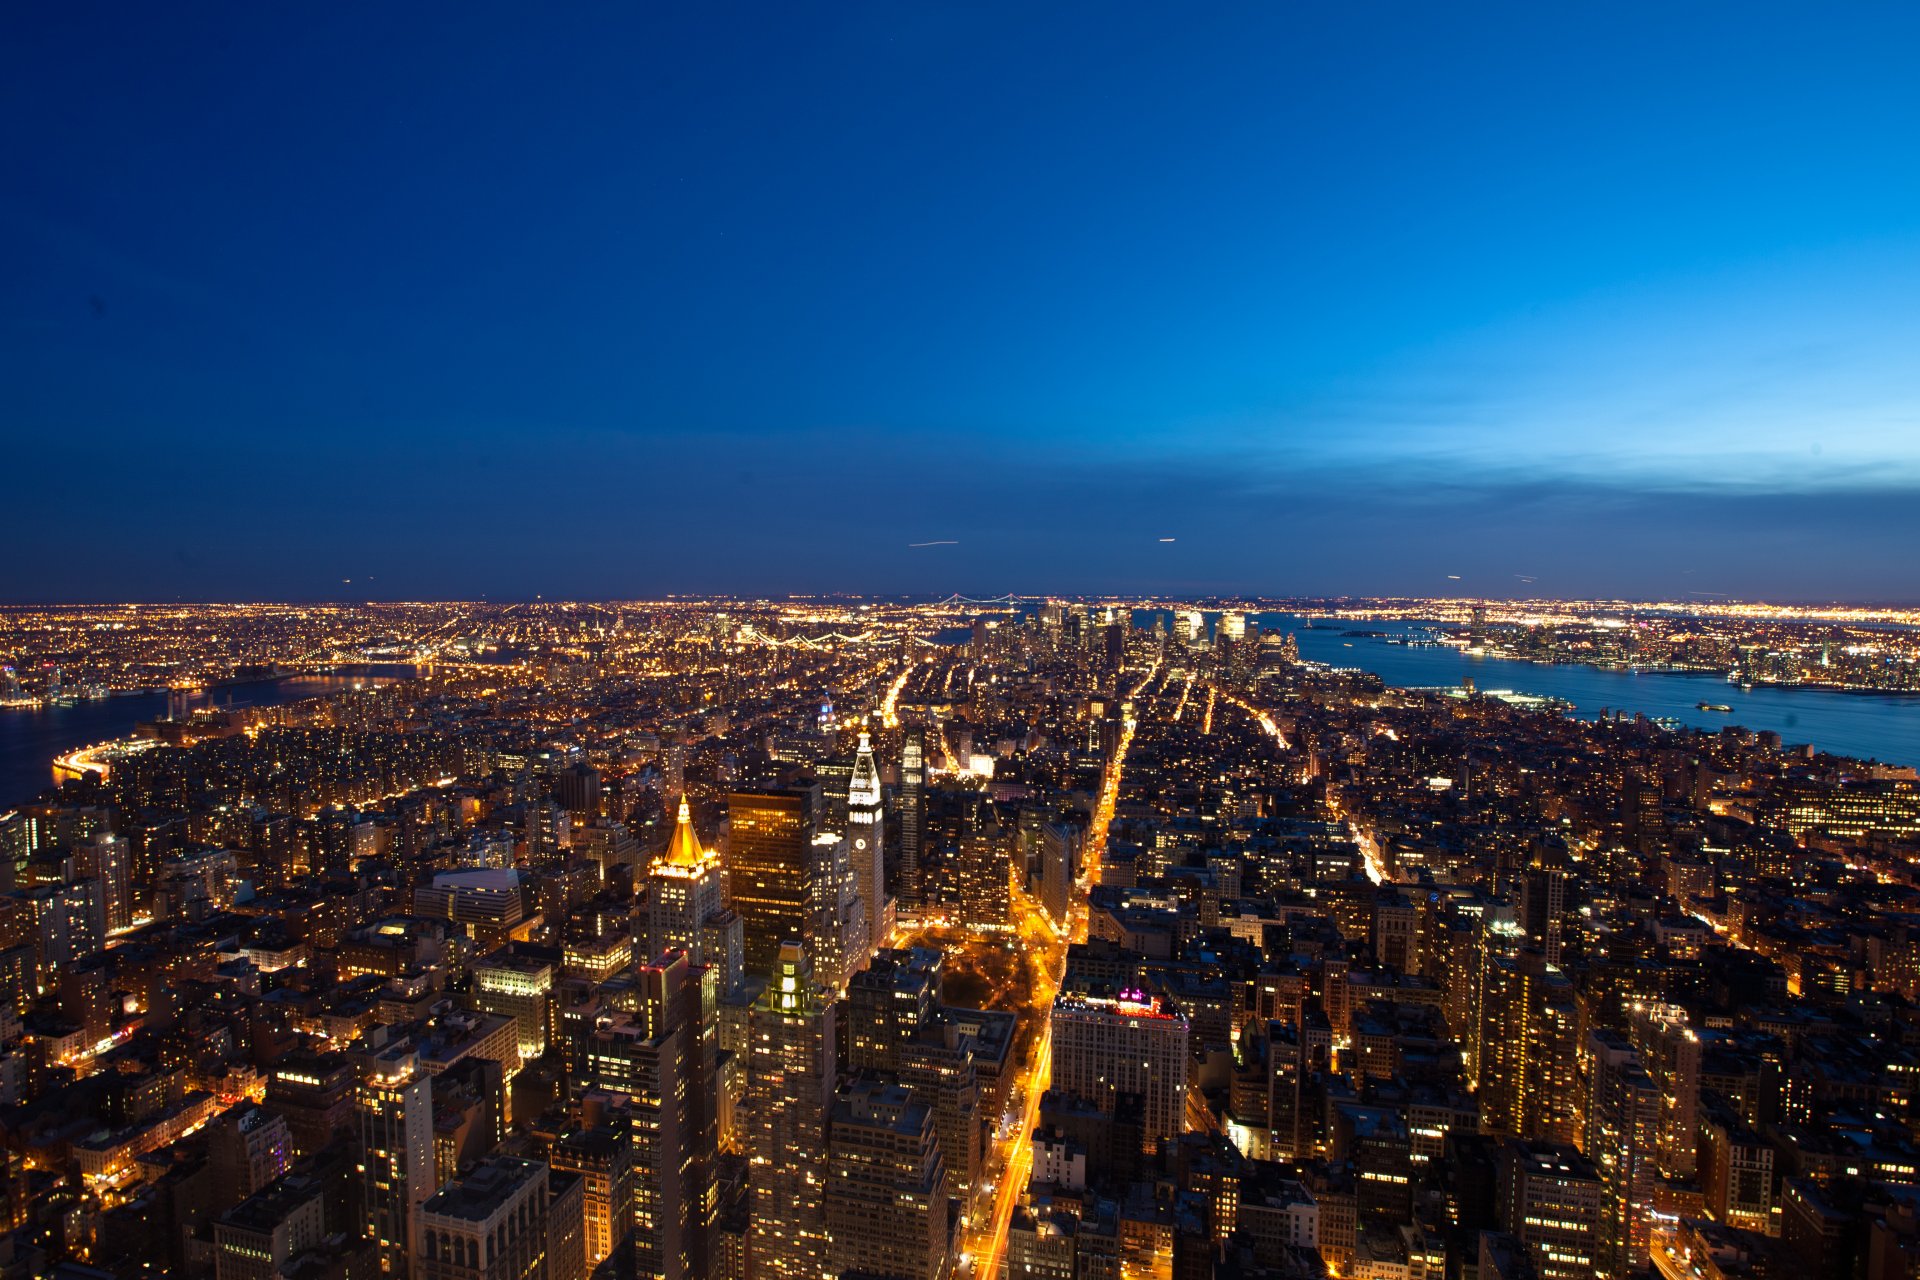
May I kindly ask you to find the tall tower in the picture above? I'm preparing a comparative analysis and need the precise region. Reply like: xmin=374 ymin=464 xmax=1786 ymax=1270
xmin=847 ymin=732 xmax=891 ymax=949
xmin=898 ymin=727 xmax=926 ymax=909
xmin=649 ymin=798 xmax=743 ymax=993
xmin=747 ymin=944 xmax=836 ymax=1280
xmin=577 ymin=952 xmax=721 ymax=1280
xmin=808 ymin=831 xmax=867 ymax=995
xmin=826 ymin=1079 xmax=951 ymax=1280
xmin=355 ymin=1049 xmax=434 ymax=1278
xmin=726 ymin=788 xmax=817 ymax=980
xmin=1583 ymin=1030 xmax=1660 ymax=1277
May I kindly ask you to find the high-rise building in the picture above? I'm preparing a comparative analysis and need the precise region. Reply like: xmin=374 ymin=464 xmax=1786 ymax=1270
xmin=472 ymin=948 xmax=554 ymax=1064
xmin=1496 ymin=1140 xmax=1603 ymax=1280
xmin=1581 ymin=1030 xmax=1659 ymax=1277
xmin=1051 ymin=989 xmax=1190 ymax=1150
xmin=899 ymin=727 xmax=926 ymax=908
xmin=549 ymin=1112 xmax=635 ymax=1271
xmin=747 ymin=943 xmax=836 ymax=1280
xmin=954 ymin=800 xmax=1011 ymax=928
xmin=355 ymin=1046 xmax=435 ymax=1278
xmin=1478 ymin=949 xmax=1578 ymax=1143
xmin=553 ymin=762 xmax=602 ymax=820
xmin=846 ymin=946 xmax=942 ymax=1072
xmin=648 ymin=798 xmax=743 ymax=994
xmin=897 ymin=1023 xmax=982 ymax=1204
xmin=1039 ymin=822 xmax=1078 ymax=928
xmin=1698 ymin=1101 xmax=1776 ymax=1236
xmin=414 ymin=1155 xmax=549 ymax=1280
xmin=75 ymin=832 xmax=131 ymax=935
xmin=575 ymin=952 xmax=717 ymax=1280
xmin=808 ymin=830 xmax=867 ymax=994
xmin=662 ymin=742 xmax=686 ymax=801
xmin=826 ymin=1078 xmax=951 ymax=1280
xmin=847 ymin=731 xmax=892 ymax=950
xmin=726 ymin=788 xmax=817 ymax=980
xmin=1625 ymin=1001 xmax=1702 ymax=1178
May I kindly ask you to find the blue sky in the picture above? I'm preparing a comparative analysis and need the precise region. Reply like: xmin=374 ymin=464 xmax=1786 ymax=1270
xmin=4 ymin=3 xmax=1919 ymax=601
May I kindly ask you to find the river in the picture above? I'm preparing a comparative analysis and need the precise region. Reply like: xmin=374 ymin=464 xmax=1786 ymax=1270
xmin=1134 ymin=611 xmax=1920 ymax=770
xmin=0 ymin=669 xmax=411 ymax=809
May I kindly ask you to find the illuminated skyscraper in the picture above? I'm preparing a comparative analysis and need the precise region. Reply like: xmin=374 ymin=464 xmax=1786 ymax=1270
xmin=826 ymin=1078 xmax=950 ymax=1280
xmin=726 ymin=788 xmax=817 ymax=980
xmin=1478 ymin=949 xmax=1578 ymax=1144
xmin=1581 ymin=1029 xmax=1659 ymax=1277
xmin=846 ymin=947 xmax=942 ymax=1072
xmin=549 ymin=1115 xmax=636 ymax=1270
xmin=807 ymin=830 xmax=867 ymax=994
xmin=647 ymin=798 xmax=743 ymax=993
xmin=1496 ymin=1140 xmax=1603 ymax=1280
xmin=1051 ymin=989 xmax=1190 ymax=1150
xmin=472 ymin=948 xmax=554 ymax=1064
xmin=1625 ymin=1001 xmax=1702 ymax=1178
xmin=747 ymin=944 xmax=836 ymax=1280
xmin=847 ymin=731 xmax=892 ymax=949
xmin=576 ymin=952 xmax=717 ymax=1280
xmin=899 ymin=727 xmax=926 ymax=908
xmin=355 ymin=1046 xmax=435 ymax=1277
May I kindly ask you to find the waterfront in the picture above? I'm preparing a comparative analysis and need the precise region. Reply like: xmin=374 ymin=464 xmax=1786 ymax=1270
xmin=0 ymin=671 xmax=406 ymax=808
xmin=1264 ymin=614 xmax=1920 ymax=769
xmin=1121 ymin=611 xmax=1920 ymax=770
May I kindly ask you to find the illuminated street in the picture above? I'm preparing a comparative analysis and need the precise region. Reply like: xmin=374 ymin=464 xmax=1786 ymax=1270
xmin=953 ymin=666 xmax=1145 ymax=1279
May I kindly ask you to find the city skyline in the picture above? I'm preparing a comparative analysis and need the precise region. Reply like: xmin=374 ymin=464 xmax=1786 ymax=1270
xmin=7 ymin=5 xmax=1920 ymax=600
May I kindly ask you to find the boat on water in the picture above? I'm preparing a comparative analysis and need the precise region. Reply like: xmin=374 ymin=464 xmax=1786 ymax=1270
xmin=1697 ymin=702 xmax=1733 ymax=713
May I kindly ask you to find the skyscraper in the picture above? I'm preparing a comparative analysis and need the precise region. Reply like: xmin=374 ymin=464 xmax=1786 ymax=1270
xmin=1581 ymin=1029 xmax=1659 ymax=1277
xmin=726 ymin=788 xmax=817 ymax=979
xmin=549 ymin=1113 xmax=636 ymax=1271
xmin=807 ymin=830 xmax=867 ymax=995
xmin=826 ymin=1078 xmax=951 ymax=1280
xmin=575 ymin=952 xmax=717 ymax=1280
xmin=355 ymin=1045 xmax=435 ymax=1278
xmin=846 ymin=946 xmax=942 ymax=1072
xmin=899 ymin=727 xmax=926 ymax=909
xmin=1051 ymin=989 xmax=1190 ymax=1151
xmin=648 ymin=798 xmax=743 ymax=993
xmin=1496 ymin=1140 xmax=1603 ymax=1280
xmin=747 ymin=944 xmax=836 ymax=1280
xmin=1478 ymin=949 xmax=1578 ymax=1143
xmin=847 ymin=731 xmax=892 ymax=950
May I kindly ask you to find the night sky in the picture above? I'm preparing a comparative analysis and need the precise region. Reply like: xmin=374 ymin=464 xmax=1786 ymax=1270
xmin=6 ymin=4 xmax=1920 ymax=602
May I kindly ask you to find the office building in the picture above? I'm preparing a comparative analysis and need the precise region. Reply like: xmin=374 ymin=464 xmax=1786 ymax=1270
xmin=899 ymin=727 xmax=926 ymax=908
xmin=726 ymin=788 xmax=817 ymax=979
xmin=1496 ymin=1140 xmax=1603 ymax=1280
xmin=1582 ymin=1029 xmax=1659 ymax=1276
xmin=826 ymin=1078 xmax=950 ymax=1280
xmin=747 ymin=943 xmax=836 ymax=1280
xmin=414 ymin=1155 xmax=550 ymax=1280
xmin=847 ymin=730 xmax=892 ymax=949
xmin=1051 ymin=989 xmax=1190 ymax=1150
xmin=648 ymin=797 xmax=743 ymax=993
xmin=356 ymin=1046 xmax=435 ymax=1277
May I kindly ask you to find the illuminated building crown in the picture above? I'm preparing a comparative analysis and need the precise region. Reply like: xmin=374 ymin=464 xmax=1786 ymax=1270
xmin=664 ymin=796 xmax=709 ymax=867
xmin=849 ymin=731 xmax=882 ymax=809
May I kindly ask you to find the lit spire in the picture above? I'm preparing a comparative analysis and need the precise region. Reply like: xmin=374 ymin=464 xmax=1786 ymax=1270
xmin=849 ymin=730 xmax=881 ymax=808
xmin=665 ymin=795 xmax=706 ymax=867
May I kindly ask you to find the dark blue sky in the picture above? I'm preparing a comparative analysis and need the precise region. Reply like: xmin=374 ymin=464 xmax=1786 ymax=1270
xmin=6 ymin=4 xmax=1920 ymax=602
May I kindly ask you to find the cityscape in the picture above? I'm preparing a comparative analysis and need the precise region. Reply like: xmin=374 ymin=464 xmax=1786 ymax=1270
xmin=7 ymin=5 xmax=1920 ymax=1280
xmin=0 ymin=598 xmax=1917 ymax=1280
